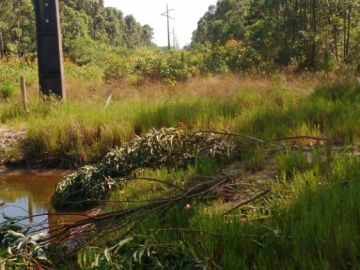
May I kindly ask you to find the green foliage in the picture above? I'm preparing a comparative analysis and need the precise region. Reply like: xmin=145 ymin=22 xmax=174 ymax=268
xmin=0 ymin=82 xmax=16 ymax=102
xmin=0 ymin=0 xmax=153 ymax=58
xmin=1 ymin=78 xmax=360 ymax=268
xmin=1 ymin=78 xmax=358 ymax=166
xmin=52 ymin=127 xmax=234 ymax=211
xmin=75 ymin=153 xmax=360 ymax=269
xmin=103 ymin=56 xmax=129 ymax=81
xmin=67 ymin=37 xmax=100 ymax=65
xmin=0 ymin=57 xmax=37 ymax=86
xmin=77 ymin=235 xmax=209 ymax=270
xmin=275 ymin=150 xmax=312 ymax=177
xmin=0 ymin=221 xmax=51 ymax=269
xmin=193 ymin=0 xmax=360 ymax=70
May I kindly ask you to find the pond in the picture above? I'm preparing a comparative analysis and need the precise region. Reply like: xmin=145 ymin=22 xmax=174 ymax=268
xmin=0 ymin=173 xmax=90 ymax=235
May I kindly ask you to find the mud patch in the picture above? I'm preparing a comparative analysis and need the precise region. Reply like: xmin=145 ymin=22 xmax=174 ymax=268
xmin=0 ymin=126 xmax=27 ymax=164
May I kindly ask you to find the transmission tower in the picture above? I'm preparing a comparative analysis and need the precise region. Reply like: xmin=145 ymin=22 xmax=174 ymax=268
xmin=161 ymin=4 xmax=174 ymax=50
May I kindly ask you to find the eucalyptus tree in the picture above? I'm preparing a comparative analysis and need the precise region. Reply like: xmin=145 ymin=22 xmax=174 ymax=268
xmin=0 ymin=0 xmax=154 ymax=58
xmin=192 ymin=0 xmax=360 ymax=69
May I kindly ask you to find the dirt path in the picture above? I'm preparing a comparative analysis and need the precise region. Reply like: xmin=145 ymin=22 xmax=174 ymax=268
xmin=0 ymin=126 xmax=27 ymax=165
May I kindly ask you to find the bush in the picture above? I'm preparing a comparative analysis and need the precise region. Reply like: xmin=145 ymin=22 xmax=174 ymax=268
xmin=67 ymin=37 xmax=100 ymax=65
xmin=104 ymin=58 xmax=129 ymax=81
xmin=0 ymin=82 xmax=16 ymax=102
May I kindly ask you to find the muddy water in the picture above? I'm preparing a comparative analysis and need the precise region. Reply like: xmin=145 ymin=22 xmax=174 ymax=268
xmin=0 ymin=173 xmax=92 ymax=232
xmin=0 ymin=174 xmax=61 ymax=225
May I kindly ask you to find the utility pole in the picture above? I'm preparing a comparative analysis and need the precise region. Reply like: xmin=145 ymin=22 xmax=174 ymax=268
xmin=161 ymin=4 xmax=174 ymax=50
xmin=34 ymin=0 xmax=66 ymax=99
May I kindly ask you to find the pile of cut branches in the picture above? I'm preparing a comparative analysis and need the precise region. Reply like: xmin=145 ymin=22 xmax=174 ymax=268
xmin=0 ymin=221 xmax=51 ymax=269
xmin=52 ymin=127 xmax=236 ymax=211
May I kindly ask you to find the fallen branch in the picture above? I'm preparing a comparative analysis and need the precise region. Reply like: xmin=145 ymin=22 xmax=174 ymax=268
xmin=223 ymin=189 xmax=271 ymax=215
xmin=195 ymin=130 xmax=265 ymax=144
xmin=146 ymin=227 xmax=223 ymax=237
xmin=269 ymin=135 xmax=329 ymax=143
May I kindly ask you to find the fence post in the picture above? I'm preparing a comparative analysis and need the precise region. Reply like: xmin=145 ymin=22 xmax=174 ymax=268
xmin=104 ymin=94 xmax=113 ymax=110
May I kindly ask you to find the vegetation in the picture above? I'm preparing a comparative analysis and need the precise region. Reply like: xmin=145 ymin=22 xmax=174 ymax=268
xmin=1 ymin=0 xmax=360 ymax=269
xmin=0 ymin=74 xmax=358 ymax=166
xmin=71 ymin=152 xmax=360 ymax=270
xmin=1 ymin=78 xmax=360 ymax=269
xmin=0 ymin=81 xmax=15 ymax=102
xmin=0 ymin=0 xmax=153 ymax=58
xmin=193 ymin=0 xmax=360 ymax=70
xmin=52 ymin=127 xmax=234 ymax=211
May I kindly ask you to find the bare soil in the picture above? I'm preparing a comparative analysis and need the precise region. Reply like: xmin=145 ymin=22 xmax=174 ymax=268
xmin=0 ymin=126 xmax=27 ymax=165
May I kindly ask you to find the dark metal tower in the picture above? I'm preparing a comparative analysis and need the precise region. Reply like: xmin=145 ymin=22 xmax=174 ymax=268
xmin=34 ymin=0 xmax=66 ymax=99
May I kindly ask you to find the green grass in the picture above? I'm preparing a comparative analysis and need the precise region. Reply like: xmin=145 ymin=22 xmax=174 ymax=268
xmin=71 ymin=151 xmax=360 ymax=270
xmin=61 ymin=79 xmax=360 ymax=269
xmin=2 ymin=77 xmax=360 ymax=269
xmin=1 ymin=78 xmax=359 ymax=167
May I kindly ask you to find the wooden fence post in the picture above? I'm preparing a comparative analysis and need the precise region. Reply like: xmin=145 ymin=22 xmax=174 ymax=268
xmin=104 ymin=94 xmax=113 ymax=110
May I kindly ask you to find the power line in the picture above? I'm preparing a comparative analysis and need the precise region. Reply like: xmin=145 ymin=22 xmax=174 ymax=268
xmin=161 ymin=4 xmax=174 ymax=50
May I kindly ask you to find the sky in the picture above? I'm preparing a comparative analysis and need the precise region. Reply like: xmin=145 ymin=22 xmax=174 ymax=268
xmin=104 ymin=0 xmax=217 ymax=48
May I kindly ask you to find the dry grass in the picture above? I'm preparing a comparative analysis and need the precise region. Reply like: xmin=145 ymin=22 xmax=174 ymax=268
xmin=51 ymin=73 xmax=322 ymax=102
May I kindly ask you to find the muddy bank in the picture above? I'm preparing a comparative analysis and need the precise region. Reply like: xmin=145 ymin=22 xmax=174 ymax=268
xmin=0 ymin=126 xmax=27 ymax=165
xmin=0 ymin=166 xmax=72 ymax=177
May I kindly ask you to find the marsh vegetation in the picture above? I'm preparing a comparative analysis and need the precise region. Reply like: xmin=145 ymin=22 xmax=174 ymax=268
xmin=1 ymin=0 xmax=360 ymax=269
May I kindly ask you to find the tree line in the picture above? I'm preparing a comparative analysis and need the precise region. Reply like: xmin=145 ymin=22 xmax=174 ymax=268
xmin=0 ymin=0 xmax=154 ymax=58
xmin=192 ymin=0 xmax=360 ymax=70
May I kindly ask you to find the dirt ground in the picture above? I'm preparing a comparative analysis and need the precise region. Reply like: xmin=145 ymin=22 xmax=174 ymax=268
xmin=0 ymin=126 xmax=27 ymax=165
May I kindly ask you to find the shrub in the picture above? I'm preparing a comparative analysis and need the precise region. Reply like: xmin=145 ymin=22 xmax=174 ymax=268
xmin=0 ymin=82 xmax=16 ymax=102
xmin=67 ymin=37 xmax=99 ymax=65
xmin=104 ymin=58 xmax=129 ymax=81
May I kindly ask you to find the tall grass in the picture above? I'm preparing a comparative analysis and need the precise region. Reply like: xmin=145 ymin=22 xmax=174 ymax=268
xmin=1 ymin=76 xmax=359 ymax=166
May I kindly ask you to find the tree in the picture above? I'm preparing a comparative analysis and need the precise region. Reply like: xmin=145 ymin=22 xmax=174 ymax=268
xmin=0 ymin=0 xmax=154 ymax=58
xmin=192 ymin=0 xmax=360 ymax=69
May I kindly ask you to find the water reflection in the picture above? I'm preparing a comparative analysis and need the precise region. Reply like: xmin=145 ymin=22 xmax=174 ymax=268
xmin=0 ymin=174 xmax=61 ymax=226
xmin=0 ymin=173 xmax=100 ymax=247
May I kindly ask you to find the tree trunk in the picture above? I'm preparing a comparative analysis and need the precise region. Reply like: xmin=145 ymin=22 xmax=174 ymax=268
xmin=310 ymin=0 xmax=317 ymax=68
xmin=345 ymin=1 xmax=352 ymax=63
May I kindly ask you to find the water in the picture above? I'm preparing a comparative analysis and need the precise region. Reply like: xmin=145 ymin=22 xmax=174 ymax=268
xmin=0 ymin=174 xmax=61 ymax=225
xmin=0 ymin=173 xmax=90 ymax=231
xmin=0 ymin=173 xmax=98 ymax=245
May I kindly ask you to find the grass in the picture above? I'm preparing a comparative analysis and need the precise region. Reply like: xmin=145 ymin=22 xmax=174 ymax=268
xmin=1 ymin=58 xmax=360 ymax=268
xmin=1 ymin=74 xmax=359 ymax=167
xmin=71 ymin=150 xmax=360 ymax=270
xmin=67 ymin=77 xmax=360 ymax=269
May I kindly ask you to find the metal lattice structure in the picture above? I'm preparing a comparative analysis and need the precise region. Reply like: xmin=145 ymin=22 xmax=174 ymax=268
xmin=34 ymin=0 xmax=66 ymax=99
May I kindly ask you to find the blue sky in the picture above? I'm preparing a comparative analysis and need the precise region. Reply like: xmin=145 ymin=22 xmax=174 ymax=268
xmin=104 ymin=0 xmax=217 ymax=47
